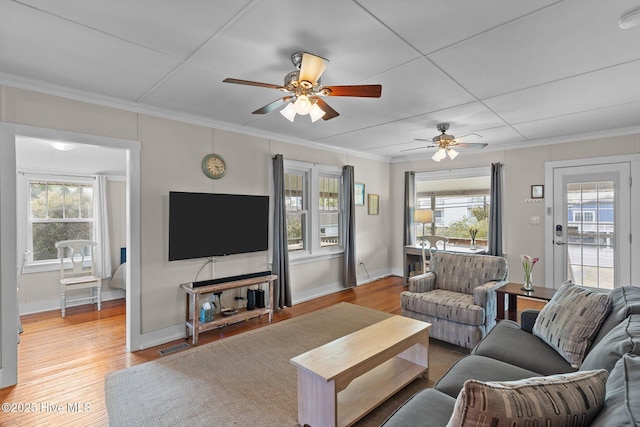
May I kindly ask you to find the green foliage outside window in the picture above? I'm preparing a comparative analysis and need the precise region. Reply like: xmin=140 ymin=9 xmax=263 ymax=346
xmin=29 ymin=181 xmax=93 ymax=261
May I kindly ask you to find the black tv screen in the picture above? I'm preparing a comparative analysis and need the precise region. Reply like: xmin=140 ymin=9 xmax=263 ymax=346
xmin=169 ymin=192 xmax=269 ymax=261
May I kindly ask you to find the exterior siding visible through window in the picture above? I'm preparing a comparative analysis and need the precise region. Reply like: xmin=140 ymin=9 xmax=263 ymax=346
xmin=319 ymin=175 xmax=340 ymax=247
xmin=284 ymin=172 xmax=306 ymax=251
xmin=28 ymin=180 xmax=93 ymax=263
xmin=284 ymin=160 xmax=343 ymax=257
xmin=415 ymin=170 xmax=491 ymax=246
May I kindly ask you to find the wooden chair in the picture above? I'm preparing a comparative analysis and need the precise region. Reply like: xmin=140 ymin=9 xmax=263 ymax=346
xmin=55 ymin=240 xmax=102 ymax=317
xmin=418 ymin=235 xmax=448 ymax=272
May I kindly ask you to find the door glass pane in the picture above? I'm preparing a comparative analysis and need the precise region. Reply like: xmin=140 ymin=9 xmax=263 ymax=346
xmin=566 ymin=180 xmax=614 ymax=288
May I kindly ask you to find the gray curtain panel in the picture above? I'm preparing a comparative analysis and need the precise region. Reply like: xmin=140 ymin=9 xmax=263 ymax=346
xmin=271 ymin=154 xmax=292 ymax=309
xmin=404 ymin=171 xmax=416 ymax=246
xmin=488 ymin=162 xmax=504 ymax=257
xmin=342 ymin=165 xmax=357 ymax=288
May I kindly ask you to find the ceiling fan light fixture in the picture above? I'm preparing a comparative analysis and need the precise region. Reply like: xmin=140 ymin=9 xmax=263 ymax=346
xmin=432 ymin=148 xmax=446 ymax=162
xmin=293 ymin=95 xmax=313 ymax=115
xmin=310 ymin=103 xmax=326 ymax=122
xmin=447 ymin=148 xmax=459 ymax=160
xmin=280 ymin=103 xmax=296 ymax=122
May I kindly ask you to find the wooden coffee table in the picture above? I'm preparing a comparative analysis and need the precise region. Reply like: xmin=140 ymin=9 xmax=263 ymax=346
xmin=290 ymin=315 xmax=431 ymax=427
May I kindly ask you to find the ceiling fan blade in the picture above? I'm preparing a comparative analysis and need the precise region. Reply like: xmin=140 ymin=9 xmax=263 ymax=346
xmin=324 ymin=85 xmax=382 ymax=98
xmin=413 ymin=138 xmax=431 ymax=142
xmin=299 ymin=53 xmax=327 ymax=85
xmin=252 ymin=97 xmax=292 ymax=115
xmin=456 ymin=142 xmax=488 ymax=149
xmin=223 ymin=78 xmax=281 ymax=90
xmin=314 ymin=98 xmax=339 ymax=120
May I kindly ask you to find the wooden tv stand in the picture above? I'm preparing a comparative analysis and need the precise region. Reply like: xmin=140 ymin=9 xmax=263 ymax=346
xmin=180 ymin=274 xmax=277 ymax=345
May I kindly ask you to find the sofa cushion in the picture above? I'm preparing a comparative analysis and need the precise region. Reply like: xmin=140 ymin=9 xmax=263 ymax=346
xmin=533 ymin=283 xmax=612 ymax=368
xmin=593 ymin=285 xmax=640 ymax=347
xmin=472 ymin=320 xmax=575 ymax=375
xmin=435 ymin=355 xmax=540 ymax=398
xmin=581 ymin=314 xmax=640 ymax=372
xmin=401 ymin=289 xmax=484 ymax=326
xmin=446 ymin=369 xmax=608 ymax=427
xmin=380 ymin=388 xmax=456 ymax=427
xmin=591 ymin=354 xmax=640 ymax=426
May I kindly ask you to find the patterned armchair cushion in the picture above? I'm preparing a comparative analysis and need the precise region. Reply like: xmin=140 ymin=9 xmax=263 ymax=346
xmin=446 ymin=369 xmax=608 ymax=427
xmin=533 ymin=283 xmax=613 ymax=368
xmin=401 ymin=289 xmax=485 ymax=326
xmin=430 ymin=252 xmax=508 ymax=295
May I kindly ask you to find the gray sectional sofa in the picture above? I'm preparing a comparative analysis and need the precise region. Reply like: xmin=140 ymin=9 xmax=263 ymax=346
xmin=382 ymin=284 xmax=640 ymax=426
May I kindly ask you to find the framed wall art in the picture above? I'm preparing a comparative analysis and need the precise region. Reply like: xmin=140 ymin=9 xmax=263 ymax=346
xmin=355 ymin=182 xmax=365 ymax=206
xmin=531 ymin=185 xmax=544 ymax=199
xmin=368 ymin=194 xmax=379 ymax=215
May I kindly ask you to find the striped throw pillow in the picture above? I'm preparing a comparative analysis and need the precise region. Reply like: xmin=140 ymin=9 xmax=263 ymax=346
xmin=447 ymin=370 xmax=608 ymax=427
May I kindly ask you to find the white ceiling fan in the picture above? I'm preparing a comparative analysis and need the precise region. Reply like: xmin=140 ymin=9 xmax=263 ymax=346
xmin=403 ymin=123 xmax=488 ymax=161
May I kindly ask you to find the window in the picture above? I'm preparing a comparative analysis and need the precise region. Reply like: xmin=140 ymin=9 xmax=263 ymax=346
xmin=415 ymin=168 xmax=491 ymax=245
xmin=573 ymin=211 xmax=595 ymax=223
xmin=284 ymin=160 xmax=343 ymax=257
xmin=27 ymin=178 xmax=94 ymax=263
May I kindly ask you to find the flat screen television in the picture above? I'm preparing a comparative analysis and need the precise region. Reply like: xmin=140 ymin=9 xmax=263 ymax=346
xmin=169 ymin=191 xmax=269 ymax=261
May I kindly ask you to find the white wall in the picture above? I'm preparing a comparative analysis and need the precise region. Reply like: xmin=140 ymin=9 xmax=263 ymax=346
xmin=391 ymin=136 xmax=640 ymax=286
xmin=1 ymin=85 xmax=392 ymax=346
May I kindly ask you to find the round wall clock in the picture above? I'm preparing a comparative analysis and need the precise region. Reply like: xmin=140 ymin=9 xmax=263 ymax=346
xmin=202 ymin=153 xmax=226 ymax=179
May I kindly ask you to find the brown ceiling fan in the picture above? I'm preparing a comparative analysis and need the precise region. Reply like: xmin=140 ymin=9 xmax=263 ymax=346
xmin=403 ymin=123 xmax=488 ymax=161
xmin=223 ymin=52 xmax=382 ymax=122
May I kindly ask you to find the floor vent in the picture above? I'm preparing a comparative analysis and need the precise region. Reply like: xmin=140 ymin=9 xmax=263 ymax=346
xmin=157 ymin=342 xmax=190 ymax=356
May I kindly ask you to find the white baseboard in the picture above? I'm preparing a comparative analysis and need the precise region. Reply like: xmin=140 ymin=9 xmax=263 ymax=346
xmin=19 ymin=289 xmax=126 ymax=315
xmin=128 ymin=270 xmax=397 ymax=351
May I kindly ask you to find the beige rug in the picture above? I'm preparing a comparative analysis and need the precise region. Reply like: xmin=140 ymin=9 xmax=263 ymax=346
xmin=105 ymin=303 xmax=465 ymax=426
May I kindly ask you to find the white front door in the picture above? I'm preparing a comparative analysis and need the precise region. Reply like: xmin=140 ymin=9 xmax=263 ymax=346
xmin=551 ymin=162 xmax=631 ymax=289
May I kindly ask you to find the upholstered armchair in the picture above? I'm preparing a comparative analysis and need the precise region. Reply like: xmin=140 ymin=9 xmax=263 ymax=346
xmin=401 ymin=251 xmax=508 ymax=349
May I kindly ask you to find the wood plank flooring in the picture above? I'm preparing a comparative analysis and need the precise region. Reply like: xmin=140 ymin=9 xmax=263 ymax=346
xmin=1 ymin=276 xmax=406 ymax=426
xmin=1 ymin=275 xmax=544 ymax=426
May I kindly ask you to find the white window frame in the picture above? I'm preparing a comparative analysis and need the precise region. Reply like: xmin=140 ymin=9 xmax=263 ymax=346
xmin=284 ymin=160 xmax=344 ymax=262
xmin=415 ymin=166 xmax=491 ymax=237
xmin=20 ymin=173 xmax=94 ymax=272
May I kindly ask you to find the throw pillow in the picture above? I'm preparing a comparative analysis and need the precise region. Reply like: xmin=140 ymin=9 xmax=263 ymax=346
xmin=447 ymin=370 xmax=608 ymax=427
xmin=533 ymin=283 xmax=612 ymax=368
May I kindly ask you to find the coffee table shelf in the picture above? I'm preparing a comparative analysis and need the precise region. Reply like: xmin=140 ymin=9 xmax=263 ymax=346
xmin=291 ymin=315 xmax=431 ymax=427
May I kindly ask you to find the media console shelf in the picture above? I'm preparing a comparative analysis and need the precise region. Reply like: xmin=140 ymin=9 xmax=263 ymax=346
xmin=180 ymin=274 xmax=277 ymax=345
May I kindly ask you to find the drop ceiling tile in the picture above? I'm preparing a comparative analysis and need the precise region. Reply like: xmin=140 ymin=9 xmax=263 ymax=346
xmin=17 ymin=0 xmax=253 ymax=59
xmin=189 ymin=0 xmax=419 ymax=83
xmin=317 ymin=101 xmax=510 ymax=151
xmin=429 ymin=0 xmax=640 ymax=99
xmin=484 ymin=60 xmax=640 ymax=124
xmin=359 ymin=0 xmax=561 ymax=54
xmin=0 ymin=1 xmax=182 ymax=101
xmin=314 ymin=58 xmax=476 ymax=125
xmin=513 ymin=101 xmax=640 ymax=141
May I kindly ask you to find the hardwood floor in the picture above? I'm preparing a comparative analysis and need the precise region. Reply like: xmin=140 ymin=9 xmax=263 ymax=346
xmin=1 ymin=276 xmax=406 ymax=426
xmin=1 ymin=276 xmax=544 ymax=426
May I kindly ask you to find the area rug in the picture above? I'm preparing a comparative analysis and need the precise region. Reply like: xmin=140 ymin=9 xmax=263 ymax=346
xmin=105 ymin=303 xmax=465 ymax=426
